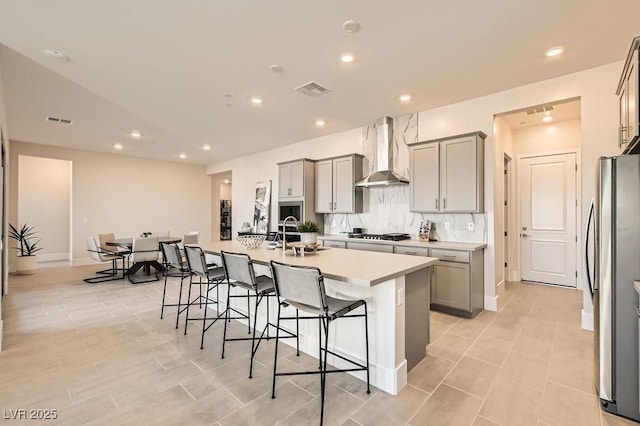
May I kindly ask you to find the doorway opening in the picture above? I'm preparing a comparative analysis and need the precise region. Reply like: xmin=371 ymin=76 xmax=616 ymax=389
xmin=495 ymin=97 xmax=582 ymax=288
xmin=17 ymin=155 xmax=72 ymax=267
xmin=211 ymin=171 xmax=232 ymax=241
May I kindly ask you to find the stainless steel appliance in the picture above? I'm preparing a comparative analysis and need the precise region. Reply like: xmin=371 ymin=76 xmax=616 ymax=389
xmin=588 ymin=154 xmax=640 ymax=421
xmin=278 ymin=201 xmax=303 ymax=224
xmin=351 ymin=233 xmax=411 ymax=241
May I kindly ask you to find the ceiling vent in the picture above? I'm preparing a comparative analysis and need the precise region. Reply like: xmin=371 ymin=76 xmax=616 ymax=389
xmin=525 ymin=105 xmax=554 ymax=115
xmin=295 ymin=81 xmax=331 ymax=97
xmin=46 ymin=116 xmax=72 ymax=125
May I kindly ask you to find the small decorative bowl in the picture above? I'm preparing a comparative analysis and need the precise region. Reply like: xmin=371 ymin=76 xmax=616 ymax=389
xmin=236 ymin=234 xmax=266 ymax=249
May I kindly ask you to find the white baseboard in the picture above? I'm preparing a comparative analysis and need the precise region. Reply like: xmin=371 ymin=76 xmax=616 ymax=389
xmin=38 ymin=253 xmax=69 ymax=262
xmin=509 ymin=271 xmax=520 ymax=282
xmin=484 ymin=295 xmax=498 ymax=312
xmin=581 ymin=309 xmax=594 ymax=331
xmin=497 ymin=280 xmax=505 ymax=295
xmin=0 ymin=319 xmax=3 ymax=351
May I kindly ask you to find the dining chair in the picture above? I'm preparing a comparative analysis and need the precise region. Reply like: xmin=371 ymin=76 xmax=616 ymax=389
xmin=98 ymin=233 xmax=130 ymax=272
xmin=270 ymin=260 xmax=370 ymax=425
xmin=128 ymin=236 xmax=161 ymax=284
xmin=83 ymin=236 xmax=126 ymax=283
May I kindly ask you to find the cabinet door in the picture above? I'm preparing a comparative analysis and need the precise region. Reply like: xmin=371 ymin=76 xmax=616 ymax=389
xmin=333 ymin=156 xmax=354 ymax=213
xmin=628 ymin=50 xmax=638 ymax=144
xmin=440 ymin=137 xmax=477 ymax=211
xmin=278 ymin=164 xmax=291 ymax=198
xmin=289 ymin=161 xmax=304 ymax=197
xmin=431 ymin=262 xmax=470 ymax=311
xmin=315 ymin=160 xmax=333 ymax=213
xmin=346 ymin=242 xmax=394 ymax=253
xmin=410 ymin=143 xmax=440 ymax=212
xmin=620 ymin=80 xmax=629 ymax=149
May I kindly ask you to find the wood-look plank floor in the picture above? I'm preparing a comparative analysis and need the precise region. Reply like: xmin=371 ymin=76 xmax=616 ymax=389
xmin=0 ymin=264 xmax=633 ymax=425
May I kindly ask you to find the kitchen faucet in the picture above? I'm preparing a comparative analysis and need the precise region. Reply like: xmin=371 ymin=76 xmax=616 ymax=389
xmin=282 ymin=216 xmax=298 ymax=254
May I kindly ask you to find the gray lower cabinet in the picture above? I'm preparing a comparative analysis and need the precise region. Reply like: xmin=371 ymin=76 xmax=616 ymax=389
xmin=429 ymin=248 xmax=484 ymax=318
xmin=346 ymin=241 xmax=394 ymax=253
xmin=322 ymin=239 xmax=346 ymax=249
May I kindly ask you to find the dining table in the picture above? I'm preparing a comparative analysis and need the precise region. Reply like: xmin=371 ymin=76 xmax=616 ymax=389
xmin=105 ymin=236 xmax=181 ymax=277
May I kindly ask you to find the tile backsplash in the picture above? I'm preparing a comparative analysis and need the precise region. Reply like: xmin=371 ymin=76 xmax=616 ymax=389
xmin=323 ymin=113 xmax=487 ymax=244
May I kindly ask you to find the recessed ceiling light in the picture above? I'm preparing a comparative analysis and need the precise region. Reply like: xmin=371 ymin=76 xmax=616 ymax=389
xmin=545 ymin=46 xmax=564 ymax=57
xmin=269 ymin=64 xmax=284 ymax=73
xmin=130 ymin=130 xmax=141 ymax=139
xmin=340 ymin=52 xmax=355 ymax=63
xmin=542 ymin=116 xmax=553 ymax=123
xmin=179 ymin=153 xmax=186 ymax=159
xmin=343 ymin=20 xmax=360 ymax=33
xmin=113 ymin=143 xmax=123 ymax=150
xmin=315 ymin=119 xmax=326 ymax=127
xmin=399 ymin=94 xmax=412 ymax=103
xmin=224 ymin=179 xmax=230 ymax=184
xmin=43 ymin=49 xmax=70 ymax=63
xmin=250 ymin=97 xmax=263 ymax=105
xmin=202 ymin=144 xmax=211 ymax=151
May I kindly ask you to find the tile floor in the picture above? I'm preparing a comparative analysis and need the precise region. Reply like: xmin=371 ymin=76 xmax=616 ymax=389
xmin=0 ymin=265 xmax=637 ymax=425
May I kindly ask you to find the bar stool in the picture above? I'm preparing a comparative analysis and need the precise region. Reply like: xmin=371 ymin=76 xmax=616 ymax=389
xmin=183 ymin=246 xmax=226 ymax=349
xmin=269 ymin=261 xmax=370 ymax=426
xmin=220 ymin=251 xmax=297 ymax=379
xmin=159 ymin=242 xmax=193 ymax=328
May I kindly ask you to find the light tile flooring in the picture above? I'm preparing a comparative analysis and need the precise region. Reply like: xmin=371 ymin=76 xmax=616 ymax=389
xmin=0 ymin=265 xmax=637 ymax=425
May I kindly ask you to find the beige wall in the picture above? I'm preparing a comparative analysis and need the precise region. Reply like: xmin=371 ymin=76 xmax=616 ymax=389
xmin=512 ymin=119 xmax=582 ymax=156
xmin=9 ymin=141 xmax=211 ymax=265
xmin=220 ymin=182 xmax=231 ymax=200
xmin=18 ymin=155 xmax=71 ymax=261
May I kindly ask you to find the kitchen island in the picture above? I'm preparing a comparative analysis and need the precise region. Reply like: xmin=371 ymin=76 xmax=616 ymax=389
xmin=198 ymin=240 xmax=438 ymax=395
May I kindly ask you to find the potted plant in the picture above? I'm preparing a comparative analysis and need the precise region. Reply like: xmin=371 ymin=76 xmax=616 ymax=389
xmin=9 ymin=223 xmax=42 ymax=274
xmin=297 ymin=220 xmax=320 ymax=245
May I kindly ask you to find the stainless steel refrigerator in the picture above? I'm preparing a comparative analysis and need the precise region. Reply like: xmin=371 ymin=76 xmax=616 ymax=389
xmin=588 ymin=154 xmax=640 ymax=421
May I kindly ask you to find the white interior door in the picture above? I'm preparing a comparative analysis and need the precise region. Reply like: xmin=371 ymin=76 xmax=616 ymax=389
xmin=520 ymin=152 xmax=577 ymax=287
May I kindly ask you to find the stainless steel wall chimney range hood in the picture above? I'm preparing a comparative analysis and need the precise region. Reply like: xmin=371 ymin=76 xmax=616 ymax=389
xmin=355 ymin=116 xmax=409 ymax=187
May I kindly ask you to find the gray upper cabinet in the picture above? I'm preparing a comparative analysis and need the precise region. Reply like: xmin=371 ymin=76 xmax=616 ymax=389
xmin=410 ymin=143 xmax=439 ymax=211
xmin=315 ymin=154 xmax=363 ymax=213
xmin=278 ymin=159 xmax=311 ymax=200
xmin=618 ymin=37 xmax=640 ymax=153
xmin=409 ymin=132 xmax=485 ymax=213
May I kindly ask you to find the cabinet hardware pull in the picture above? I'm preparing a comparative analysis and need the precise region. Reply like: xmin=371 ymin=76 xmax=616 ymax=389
xmin=405 ymin=251 xmax=416 ymax=255
xmin=435 ymin=198 xmax=438 ymax=209
xmin=443 ymin=198 xmax=447 ymax=209
xmin=329 ymin=201 xmax=332 ymax=210
xmin=441 ymin=254 xmax=456 ymax=259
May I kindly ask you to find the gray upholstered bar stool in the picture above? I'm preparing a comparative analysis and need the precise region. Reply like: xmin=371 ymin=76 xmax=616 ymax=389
xmin=183 ymin=245 xmax=226 ymax=349
xmin=159 ymin=242 xmax=193 ymax=328
xmin=220 ymin=251 xmax=297 ymax=379
xmin=270 ymin=260 xmax=370 ymax=426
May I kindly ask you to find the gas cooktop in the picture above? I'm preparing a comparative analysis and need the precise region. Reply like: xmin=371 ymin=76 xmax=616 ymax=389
xmin=350 ymin=233 xmax=411 ymax=241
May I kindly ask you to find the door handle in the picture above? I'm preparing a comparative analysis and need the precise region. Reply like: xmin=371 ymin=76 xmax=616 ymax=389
xmin=585 ymin=198 xmax=595 ymax=296
xmin=521 ymin=233 xmax=530 ymax=238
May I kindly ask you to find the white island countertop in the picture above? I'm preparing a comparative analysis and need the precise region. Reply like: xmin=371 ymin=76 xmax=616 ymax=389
xmin=198 ymin=240 xmax=438 ymax=287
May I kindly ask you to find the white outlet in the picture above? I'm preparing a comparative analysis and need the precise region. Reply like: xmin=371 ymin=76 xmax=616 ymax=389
xmin=444 ymin=222 xmax=450 ymax=231
xmin=468 ymin=222 xmax=475 ymax=231
xmin=398 ymin=288 xmax=405 ymax=306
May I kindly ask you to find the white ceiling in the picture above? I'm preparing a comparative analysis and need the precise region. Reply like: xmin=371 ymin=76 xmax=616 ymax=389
xmin=500 ymin=99 xmax=582 ymax=130
xmin=0 ymin=1 xmax=637 ymax=165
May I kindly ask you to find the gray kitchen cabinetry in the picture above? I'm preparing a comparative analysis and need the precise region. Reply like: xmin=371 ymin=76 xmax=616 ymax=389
xmin=278 ymin=159 xmax=315 ymax=200
xmin=315 ymin=154 xmax=363 ymax=213
xmin=322 ymin=239 xmax=346 ymax=249
xmin=429 ymin=248 xmax=484 ymax=318
xmin=346 ymin=241 xmax=394 ymax=253
xmin=618 ymin=36 xmax=640 ymax=153
xmin=409 ymin=132 xmax=485 ymax=213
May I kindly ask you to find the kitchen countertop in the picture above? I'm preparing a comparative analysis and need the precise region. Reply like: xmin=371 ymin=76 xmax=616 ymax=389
xmin=198 ymin=240 xmax=438 ymax=287
xmin=318 ymin=235 xmax=486 ymax=251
